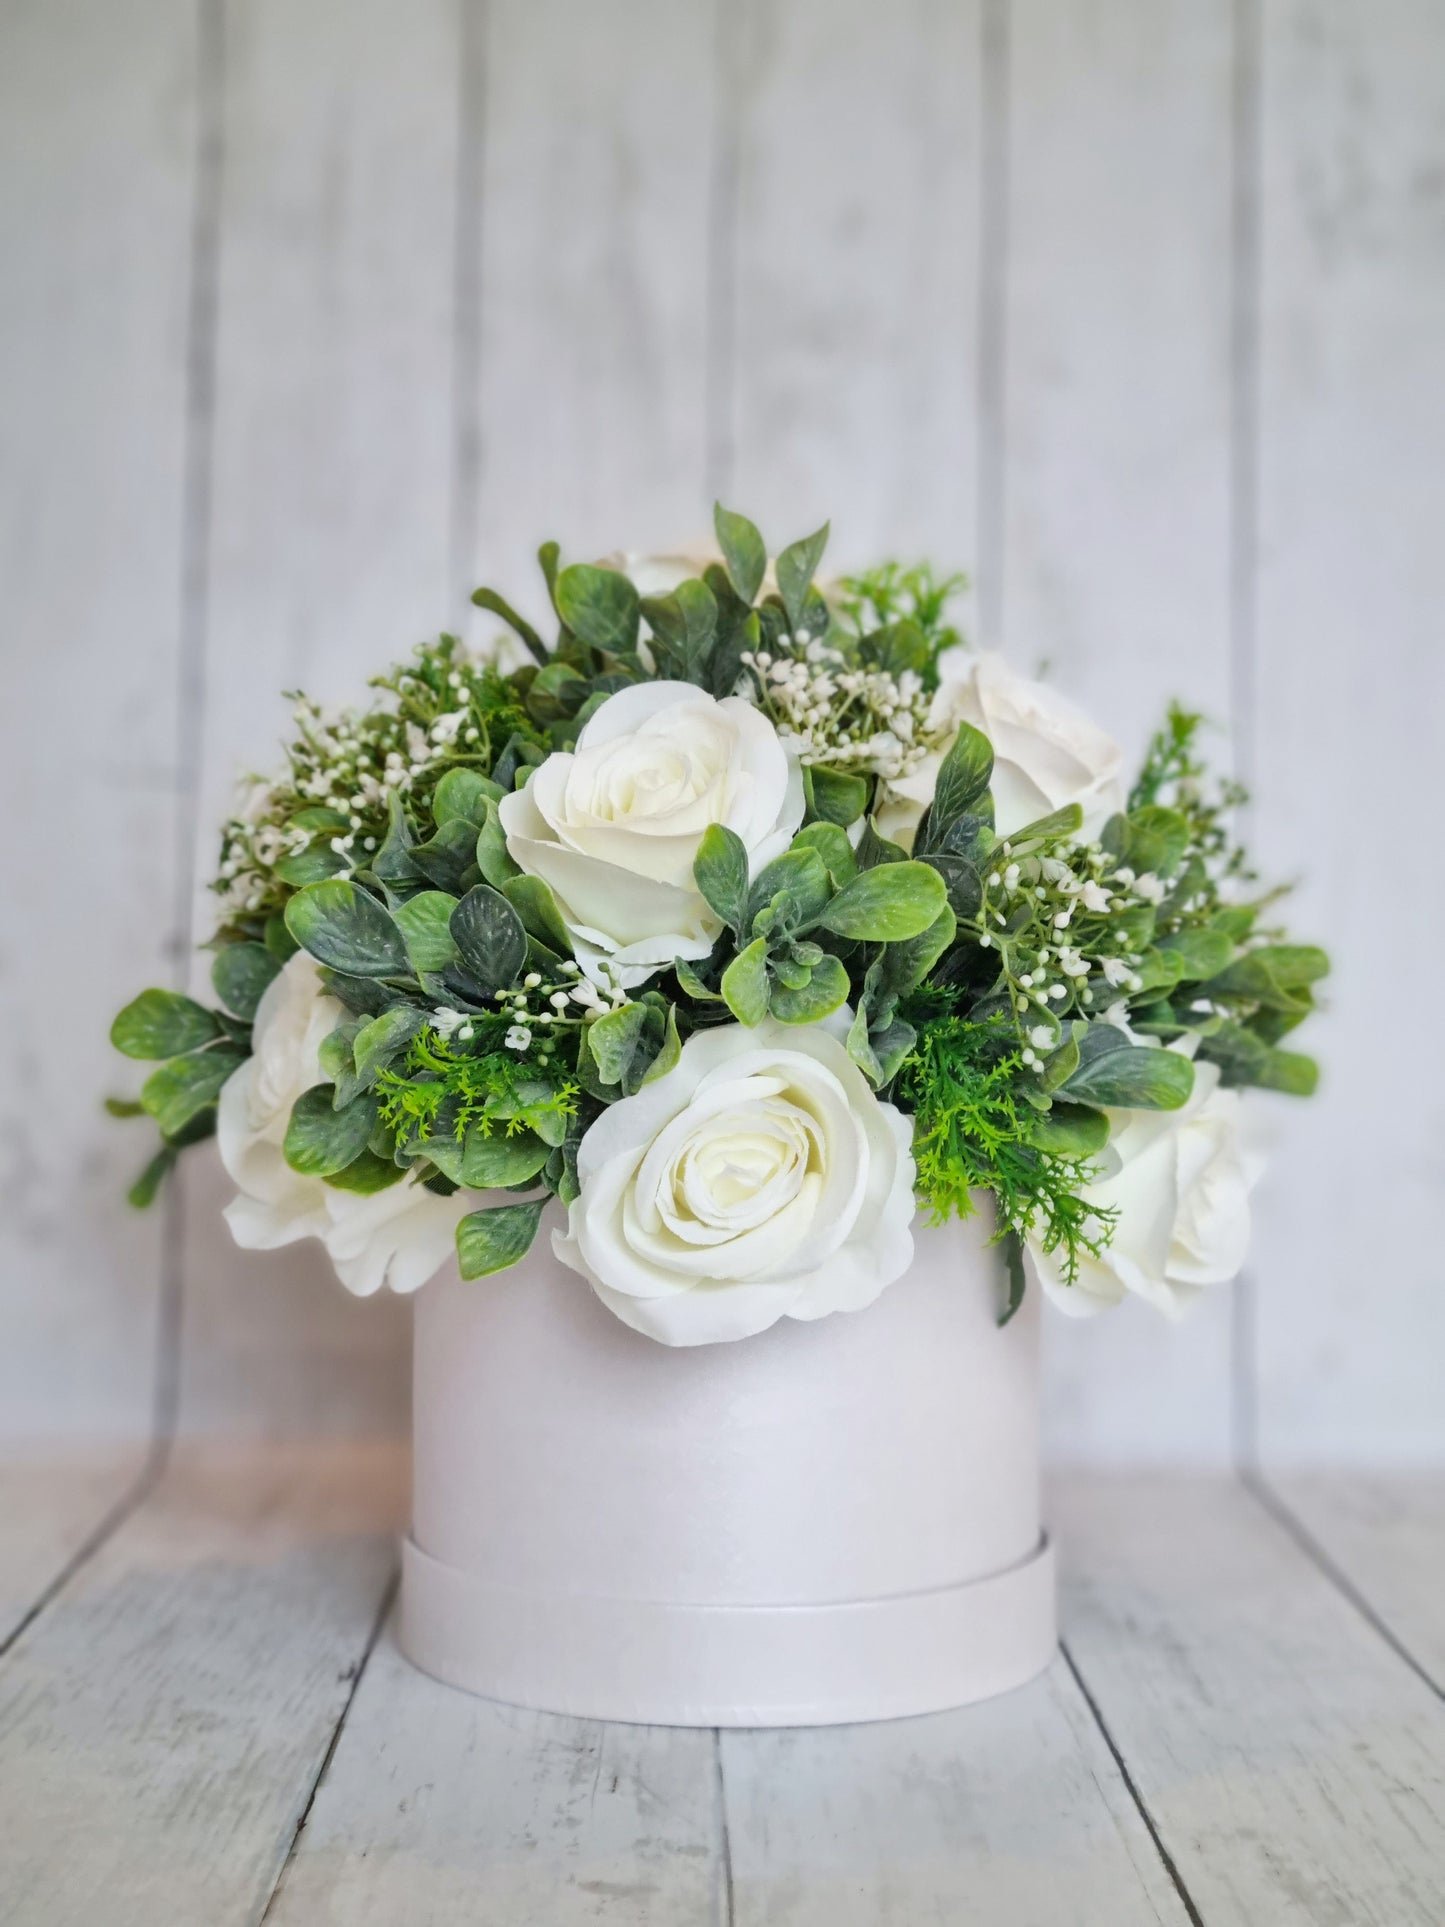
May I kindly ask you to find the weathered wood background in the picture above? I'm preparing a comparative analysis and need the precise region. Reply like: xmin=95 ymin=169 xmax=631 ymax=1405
xmin=3 ymin=0 xmax=1440 ymax=1463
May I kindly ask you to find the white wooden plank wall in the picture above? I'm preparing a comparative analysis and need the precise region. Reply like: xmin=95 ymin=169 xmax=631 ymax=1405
xmin=1 ymin=0 xmax=1442 ymax=1465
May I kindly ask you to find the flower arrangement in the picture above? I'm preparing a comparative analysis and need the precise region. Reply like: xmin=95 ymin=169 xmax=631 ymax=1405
xmin=109 ymin=509 xmax=1326 ymax=1344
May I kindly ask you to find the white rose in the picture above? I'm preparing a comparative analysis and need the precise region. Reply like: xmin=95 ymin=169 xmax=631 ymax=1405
xmin=218 ymin=950 xmax=469 ymax=1294
xmin=875 ymin=649 xmax=1126 ymax=851
xmin=1028 ymin=1057 xmax=1262 ymax=1319
xmin=553 ymin=1016 xmax=916 ymax=1346
xmin=500 ymin=682 xmax=804 ymax=986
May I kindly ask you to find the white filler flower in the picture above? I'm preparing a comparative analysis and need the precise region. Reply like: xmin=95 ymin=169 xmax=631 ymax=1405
xmin=500 ymin=681 xmax=804 ymax=985
xmin=218 ymin=951 xmax=468 ymax=1293
xmin=1028 ymin=1056 xmax=1262 ymax=1319
xmin=876 ymin=649 xmax=1126 ymax=850
xmin=554 ymin=1016 xmax=916 ymax=1346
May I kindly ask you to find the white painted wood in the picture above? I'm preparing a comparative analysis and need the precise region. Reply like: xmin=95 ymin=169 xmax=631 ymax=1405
xmin=1058 ymin=1473 xmax=1445 ymax=1923
xmin=726 ymin=0 xmax=980 ymax=574
xmin=179 ymin=0 xmax=462 ymax=1436
xmin=1250 ymin=0 xmax=1445 ymax=1464
xmin=0 ymin=1444 xmax=403 ymax=1927
xmin=720 ymin=1657 xmax=1189 ymax=1925
xmin=0 ymin=0 xmax=197 ymax=1440
xmin=463 ymin=0 xmax=715 ymax=618
xmin=1268 ymin=1472 xmax=1445 ymax=1689
xmin=1001 ymin=0 xmax=1239 ymax=1467
xmin=266 ymin=1624 xmax=721 ymax=1925
xmin=0 ymin=1451 xmax=148 ymax=1646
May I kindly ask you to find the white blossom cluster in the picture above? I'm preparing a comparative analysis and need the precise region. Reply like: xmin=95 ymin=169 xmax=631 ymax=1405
xmin=740 ymin=635 xmax=948 ymax=781
xmin=429 ymin=960 xmax=632 ymax=1065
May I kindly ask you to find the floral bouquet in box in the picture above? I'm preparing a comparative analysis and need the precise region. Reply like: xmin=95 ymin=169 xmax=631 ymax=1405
xmin=110 ymin=506 xmax=1325 ymax=1343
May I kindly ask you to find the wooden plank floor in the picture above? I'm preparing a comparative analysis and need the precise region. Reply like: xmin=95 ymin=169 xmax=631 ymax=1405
xmin=0 ymin=1453 xmax=1441 ymax=1925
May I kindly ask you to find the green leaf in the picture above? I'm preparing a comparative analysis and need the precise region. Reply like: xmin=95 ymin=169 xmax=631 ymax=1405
xmin=805 ymin=766 xmax=868 ymax=828
xmin=371 ymin=790 xmax=419 ymax=887
xmin=393 ymin=891 xmax=460 ymax=974
xmin=641 ymin=578 xmax=718 ymax=682
xmin=923 ymin=851 xmax=983 ymax=920
xmin=475 ymin=797 xmax=521 ymax=889
xmin=713 ymin=503 xmax=767 ymax=603
xmin=674 ymin=958 xmax=726 ymax=1003
xmin=264 ymin=913 xmax=299 ymax=964
xmin=1062 ymin=1031 xmax=1194 ymax=1111
xmin=925 ymin=723 xmax=994 ymax=843
xmin=881 ymin=906 xmax=957 ymax=995
xmin=502 ymin=874 xmax=572 ymax=954
xmin=433 ymin=767 xmax=501 ymax=827
xmin=693 ymin=823 xmax=750 ymax=934
xmin=998 ymin=1230 xmax=1027 ymax=1327
xmin=210 ymin=943 xmax=279 ymax=1021
xmin=283 ymin=1084 xmax=380 ymax=1177
xmin=105 ymin=1096 xmax=146 ymax=1118
xmin=721 ymin=937 xmax=770 ymax=1026
xmin=1207 ymin=944 xmax=1329 ymax=1009
xmin=1157 ymin=927 xmax=1234 ymax=981
xmin=449 ymin=886 xmax=527 ymax=996
xmin=274 ymin=843 xmax=349 ymax=888
xmin=555 ymin=564 xmax=640 ymax=655
xmin=112 ymin=989 xmax=222 ymax=1060
xmin=776 ymin=521 xmax=830 ymax=629
xmin=461 ymin=1126 xmax=553 ymax=1189
xmin=409 ymin=816 xmax=481 ymax=894
xmin=792 ymin=821 xmax=857 ymax=889
xmin=457 ymin=1198 xmax=546 ymax=1279
xmin=769 ymin=953 xmax=849 ymax=1023
xmin=1031 ymin=1101 xmax=1110 ymax=1157
xmin=353 ymin=1005 xmax=427 ymax=1086
xmin=1006 ymin=802 xmax=1085 ymax=846
xmin=324 ymin=1148 xmax=405 ymax=1195
xmin=855 ymin=817 xmax=908 ymax=870
xmin=1125 ymin=804 xmax=1190 ymax=878
xmin=128 ymin=1146 xmax=176 ymax=1210
xmin=641 ymin=1003 xmax=682 ymax=1084
xmin=818 ymin=860 xmax=947 ymax=942
xmin=285 ymin=880 xmax=410 ymax=978
xmin=471 ymin=585 xmax=548 ymax=665
xmin=748 ymin=847 xmax=832 ymax=930
xmin=140 ymin=1047 xmax=246 ymax=1136
xmin=1255 ymin=1049 xmax=1319 ymax=1096
xmin=587 ymin=1002 xmax=650 ymax=1087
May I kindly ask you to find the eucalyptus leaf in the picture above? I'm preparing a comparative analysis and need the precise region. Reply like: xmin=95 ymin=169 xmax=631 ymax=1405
xmin=461 ymin=1127 xmax=552 ymax=1189
xmin=721 ymin=937 xmax=770 ymax=1026
xmin=998 ymin=1231 xmax=1027 ymax=1327
xmin=1062 ymin=1035 xmax=1194 ymax=1111
xmin=792 ymin=821 xmax=857 ymax=889
xmin=587 ymin=1002 xmax=650 ymax=1087
xmin=371 ymin=790 xmax=419 ymax=887
xmin=324 ymin=1148 xmax=405 ymax=1194
xmin=112 ymin=989 xmax=221 ymax=1061
xmin=882 ymin=906 xmax=957 ymax=995
xmin=476 ymin=797 xmax=521 ymax=889
xmin=470 ymin=585 xmax=548 ymax=664
xmin=274 ymin=843 xmax=349 ymax=888
xmin=693 ymin=823 xmax=750 ymax=934
xmin=925 ymin=723 xmax=994 ymax=844
xmin=818 ymin=860 xmax=947 ymax=942
xmin=1157 ymin=927 xmax=1234 ymax=981
xmin=140 ymin=1046 xmax=246 ymax=1136
xmin=449 ymin=886 xmax=527 ymax=996
xmin=457 ymin=1198 xmax=546 ymax=1279
xmin=393 ymin=891 xmax=460 ymax=974
xmin=748 ymin=847 xmax=832 ymax=930
xmin=769 ymin=953 xmax=849 ymax=1024
xmin=805 ymin=766 xmax=868 ymax=828
xmin=675 ymin=957 xmax=727 ymax=1003
xmin=127 ymin=1146 xmax=176 ymax=1210
xmin=433 ymin=767 xmax=501 ymax=827
xmin=210 ymin=943 xmax=279 ymax=1022
xmin=264 ymin=913 xmax=299 ymax=965
xmin=353 ymin=1005 xmax=427 ymax=1086
xmin=641 ymin=1003 xmax=682 ymax=1084
xmin=410 ymin=816 xmax=483 ymax=894
xmin=502 ymin=874 xmax=572 ymax=953
xmin=1031 ymin=1100 xmax=1109 ymax=1157
xmin=286 ymin=880 xmax=410 ymax=978
xmin=283 ymin=1084 xmax=380 ymax=1176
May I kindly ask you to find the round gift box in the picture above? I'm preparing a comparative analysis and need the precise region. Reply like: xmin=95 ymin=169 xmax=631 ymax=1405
xmin=399 ymin=1210 xmax=1056 ymax=1726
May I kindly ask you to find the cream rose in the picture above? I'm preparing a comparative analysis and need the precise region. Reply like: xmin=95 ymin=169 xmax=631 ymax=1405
xmin=554 ymin=1017 xmax=916 ymax=1346
xmin=1028 ymin=1057 xmax=1261 ymax=1319
xmin=218 ymin=951 xmax=468 ymax=1294
xmin=500 ymin=682 xmax=804 ymax=985
xmin=876 ymin=649 xmax=1126 ymax=851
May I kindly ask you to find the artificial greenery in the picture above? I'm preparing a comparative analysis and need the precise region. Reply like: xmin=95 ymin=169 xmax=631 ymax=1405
xmin=110 ymin=504 xmax=1327 ymax=1311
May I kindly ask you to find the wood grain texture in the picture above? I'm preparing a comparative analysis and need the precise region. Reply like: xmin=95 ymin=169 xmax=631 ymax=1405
xmin=0 ymin=1445 xmax=404 ymax=1927
xmin=1249 ymin=0 xmax=1445 ymax=1464
xmin=1267 ymin=1472 xmax=1445 ymax=1690
xmin=463 ymin=0 xmax=715 ymax=616
xmin=178 ymin=0 xmax=462 ymax=1437
xmin=266 ymin=1623 xmax=721 ymax=1925
xmin=0 ymin=1451 xmax=148 ymax=1647
xmin=1001 ymin=0 xmax=1240 ymax=1468
xmin=720 ymin=1658 xmax=1189 ymax=1925
xmin=725 ymin=0 xmax=980 ymax=574
xmin=0 ymin=0 xmax=198 ymax=1440
xmin=1059 ymin=1473 xmax=1445 ymax=1924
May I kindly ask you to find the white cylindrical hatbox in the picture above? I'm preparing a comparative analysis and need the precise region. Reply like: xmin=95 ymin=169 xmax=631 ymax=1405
xmin=399 ymin=1210 xmax=1055 ymax=1726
